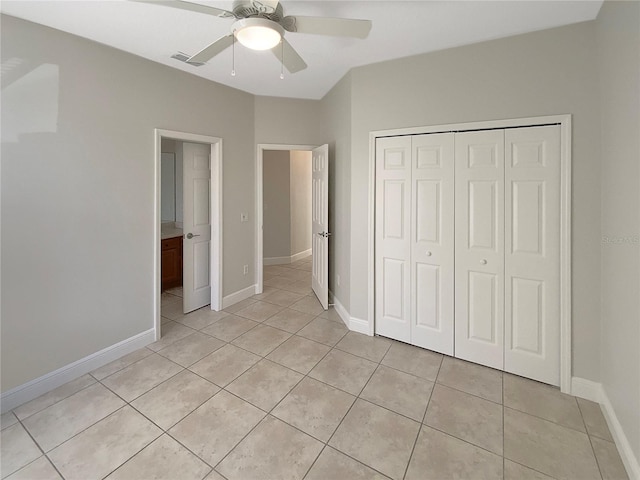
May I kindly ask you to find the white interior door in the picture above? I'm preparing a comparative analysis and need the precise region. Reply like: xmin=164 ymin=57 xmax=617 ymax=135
xmin=411 ymin=133 xmax=455 ymax=355
xmin=504 ymin=125 xmax=561 ymax=385
xmin=311 ymin=144 xmax=329 ymax=309
xmin=183 ymin=142 xmax=211 ymax=314
xmin=375 ymin=136 xmax=412 ymax=343
xmin=455 ymin=130 xmax=505 ymax=369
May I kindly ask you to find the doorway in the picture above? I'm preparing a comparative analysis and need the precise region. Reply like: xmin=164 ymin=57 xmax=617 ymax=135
xmin=154 ymin=129 xmax=223 ymax=341
xmin=255 ymin=144 xmax=330 ymax=309
xmin=262 ymin=149 xmax=313 ymax=266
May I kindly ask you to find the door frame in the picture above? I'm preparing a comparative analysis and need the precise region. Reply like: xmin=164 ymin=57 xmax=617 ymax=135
xmin=255 ymin=143 xmax=317 ymax=294
xmin=154 ymin=129 xmax=223 ymax=341
xmin=368 ymin=114 xmax=572 ymax=393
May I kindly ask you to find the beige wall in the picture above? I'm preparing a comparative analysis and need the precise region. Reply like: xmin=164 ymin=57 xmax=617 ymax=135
xmin=596 ymin=0 xmax=640 ymax=462
xmin=262 ymin=150 xmax=312 ymax=261
xmin=5 ymin=15 xmax=639 ymax=462
xmin=348 ymin=21 xmax=602 ymax=381
xmin=254 ymin=96 xmax=323 ymax=146
xmin=263 ymin=150 xmax=291 ymax=259
xmin=320 ymin=73 xmax=352 ymax=309
xmin=1 ymin=15 xmax=256 ymax=391
xmin=290 ymin=150 xmax=312 ymax=256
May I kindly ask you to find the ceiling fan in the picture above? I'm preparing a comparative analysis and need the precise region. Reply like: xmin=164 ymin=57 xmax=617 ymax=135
xmin=133 ymin=0 xmax=373 ymax=73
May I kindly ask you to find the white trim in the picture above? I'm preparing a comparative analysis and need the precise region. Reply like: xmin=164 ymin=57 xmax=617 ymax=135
xmin=571 ymin=377 xmax=639 ymax=480
xmin=263 ymin=256 xmax=294 ymax=266
xmin=264 ymin=249 xmax=312 ymax=266
xmin=559 ymin=117 xmax=573 ymax=394
xmin=367 ymin=115 xmax=572 ymax=391
xmin=222 ymin=284 xmax=257 ymax=309
xmin=600 ymin=388 xmax=640 ymax=479
xmin=210 ymin=140 xmax=224 ymax=311
xmin=329 ymin=290 xmax=350 ymax=328
xmin=291 ymin=248 xmax=312 ymax=262
xmin=154 ymin=130 xmax=224 ymax=340
xmin=255 ymin=144 xmax=317 ymax=295
xmin=349 ymin=317 xmax=371 ymax=335
xmin=1 ymin=329 xmax=155 ymax=413
xmin=571 ymin=377 xmax=602 ymax=403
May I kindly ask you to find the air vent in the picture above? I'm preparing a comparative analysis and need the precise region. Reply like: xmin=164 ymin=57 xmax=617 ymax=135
xmin=171 ymin=52 xmax=204 ymax=67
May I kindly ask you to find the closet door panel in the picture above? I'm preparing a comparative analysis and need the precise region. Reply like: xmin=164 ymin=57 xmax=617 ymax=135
xmin=505 ymin=125 xmax=561 ymax=386
xmin=411 ymin=133 xmax=454 ymax=354
xmin=455 ymin=130 xmax=505 ymax=369
xmin=375 ymin=136 xmax=412 ymax=342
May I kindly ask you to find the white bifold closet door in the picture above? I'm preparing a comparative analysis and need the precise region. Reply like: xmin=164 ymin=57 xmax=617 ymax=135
xmin=504 ymin=126 xmax=561 ymax=385
xmin=410 ymin=134 xmax=454 ymax=354
xmin=375 ymin=134 xmax=455 ymax=355
xmin=454 ymin=130 xmax=505 ymax=369
xmin=376 ymin=124 xmax=561 ymax=386
xmin=455 ymin=126 xmax=561 ymax=384
xmin=375 ymin=136 xmax=412 ymax=343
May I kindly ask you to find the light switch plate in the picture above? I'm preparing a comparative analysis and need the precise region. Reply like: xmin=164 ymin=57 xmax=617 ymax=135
xmin=240 ymin=213 xmax=249 ymax=222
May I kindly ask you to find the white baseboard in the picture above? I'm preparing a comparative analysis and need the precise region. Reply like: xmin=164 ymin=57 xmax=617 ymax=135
xmin=329 ymin=291 xmax=350 ymax=328
xmin=571 ymin=377 xmax=639 ymax=480
xmin=600 ymin=388 xmax=640 ymax=479
xmin=291 ymin=249 xmax=312 ymax=262
xmin=349 ymin=317 xmax=371 ymax=335
xmin=328 ymin=290 xmax=372 ymax=336
xmin=263 ymin=256 xmax=291 ymax=266
xmin=222 ymin=284 xmax=257 ymax=309
xmin=264 ymin=249 xmax=312 ymax=266
xmin=1 ymin=328 xmax=155 ymax=413
xmin=571 ymin=377 xmax=602 ymax=403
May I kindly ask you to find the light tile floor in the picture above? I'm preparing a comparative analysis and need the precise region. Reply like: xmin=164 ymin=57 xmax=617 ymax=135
xmin=1 ymin=258 xmax=629 ymax=480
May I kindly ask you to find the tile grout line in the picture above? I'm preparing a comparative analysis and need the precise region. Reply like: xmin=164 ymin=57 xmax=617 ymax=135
xmin=210 ymin=305 xmax=377 ymax=477
xmin=502 ymin=367 xmax=506 ymax=477
xmin=97 ymin=426 xmax=165 ymax=480
xmin=7 ymin=281 xmax=351 ymax=479
xmin=10 ymin=376 xmax=100 ymax=423
xmin=168 ymin=305 xmax=339 ymax=476
xmin=401 ymin=352 xmax=444 ymax=480
xmin=94 ymin=356 xmax=224 ymax=479
xmin=577 ymin=399 xmax=606 ymax=480
xmin=11 ymin=275 xmax=609 ymax=480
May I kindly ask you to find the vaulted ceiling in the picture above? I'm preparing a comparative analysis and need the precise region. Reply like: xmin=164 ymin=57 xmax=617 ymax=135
xmin=0 ymin=1 xmax=603 ymax=99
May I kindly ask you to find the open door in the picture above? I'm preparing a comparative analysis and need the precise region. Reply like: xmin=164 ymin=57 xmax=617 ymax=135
xmin=311 ymin=144 xmax=329 ymax=309
xmin=183 ymin=142 xmax=211 ymax=313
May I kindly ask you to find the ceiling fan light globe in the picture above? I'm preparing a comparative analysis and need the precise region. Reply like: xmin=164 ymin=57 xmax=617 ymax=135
xmin=233 ymin=18 xmax=283 ymax=51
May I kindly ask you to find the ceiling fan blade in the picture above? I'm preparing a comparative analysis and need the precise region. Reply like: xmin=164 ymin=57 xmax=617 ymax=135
xmin=130 ymin=0 xmax=235 ymax=18
xmin=283 ymin=16 xmax=372 ymax=39
xmin=272 ymin=38 xmax=307 ymax=74
xmin=188 ymin=35 xmax=234 ymax=64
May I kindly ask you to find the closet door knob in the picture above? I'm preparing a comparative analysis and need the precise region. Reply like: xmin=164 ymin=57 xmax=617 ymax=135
xmin=426 ymin=251 xmax=432 ymax=257
xmin=480 ymin=259 xmax=487 ymax=265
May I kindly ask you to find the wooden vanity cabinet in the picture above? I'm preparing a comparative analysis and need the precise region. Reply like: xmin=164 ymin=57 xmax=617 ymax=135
xmin=161 ymin=236 xmax=183 ymax=292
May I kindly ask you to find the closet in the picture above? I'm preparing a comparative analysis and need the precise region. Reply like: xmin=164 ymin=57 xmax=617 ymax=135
xmin=375 ymin=125 xmax=561 ymax=386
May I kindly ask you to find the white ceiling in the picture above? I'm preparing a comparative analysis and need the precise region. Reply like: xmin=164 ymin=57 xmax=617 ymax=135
xmin=1 ymin=0 xmax=603 ymax=100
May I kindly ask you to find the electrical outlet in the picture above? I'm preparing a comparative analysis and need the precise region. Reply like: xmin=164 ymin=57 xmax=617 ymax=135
xmin=337 ymin=274 xmax=341 ymax=287
xmin=240 ymin=213 xmax=249 ymax=222
xmin=243 ymin=265 xmax=249 ymax=275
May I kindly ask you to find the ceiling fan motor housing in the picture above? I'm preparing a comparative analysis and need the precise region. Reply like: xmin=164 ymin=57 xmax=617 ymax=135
xmin=232 ymin=0 xmax=284 ymax=22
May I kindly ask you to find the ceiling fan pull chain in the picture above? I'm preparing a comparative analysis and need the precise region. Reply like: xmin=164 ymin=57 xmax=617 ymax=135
xmin=231 ymin=32 xmax=236 ymax=76
xmin=280 ymin=39 xmax=284 ymax=79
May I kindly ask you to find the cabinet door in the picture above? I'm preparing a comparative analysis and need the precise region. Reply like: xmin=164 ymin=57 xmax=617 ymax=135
xmin=161 ymin=238 xmax=181 ymax=291
xmin=454 ymin=130 xmax=505 ymax=369
xmin=504 ymin=125 xmax=561 ymax=386
xmin=410 ymin=133 xmax=455 ymax=355
xmin=375 ymin=136 xmax=412 ymax=343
